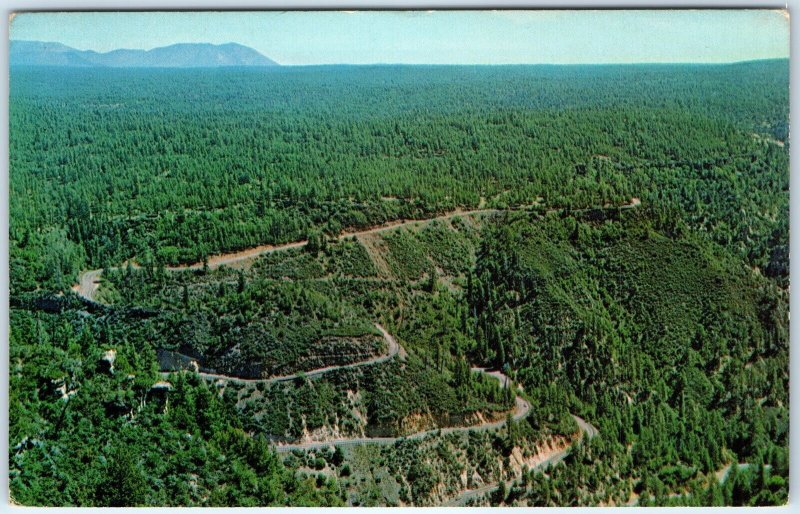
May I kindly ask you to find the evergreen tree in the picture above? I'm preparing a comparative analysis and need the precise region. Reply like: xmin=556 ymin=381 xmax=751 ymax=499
xmin=237 ymin=271 xmax=246 ymax=294
xmin=97 ymin=447 xmax=148 ymax=506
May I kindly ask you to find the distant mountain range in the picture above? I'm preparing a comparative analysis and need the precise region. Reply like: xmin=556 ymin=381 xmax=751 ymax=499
xmin=10 ymin=40 xmax=279 ymax=68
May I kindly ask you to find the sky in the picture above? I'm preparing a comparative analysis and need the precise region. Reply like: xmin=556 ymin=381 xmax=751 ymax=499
xmin=9 ymin=10 xmax=790 ymax=65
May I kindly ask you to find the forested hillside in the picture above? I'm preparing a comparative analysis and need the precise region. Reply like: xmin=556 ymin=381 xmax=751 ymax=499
xmin=464 ymin=211 xmax=788 ymax=505
xmin=10 ymin=61 xmax=788 ymax=288
xmin=9 ymin=60 xmax=789 ymax=506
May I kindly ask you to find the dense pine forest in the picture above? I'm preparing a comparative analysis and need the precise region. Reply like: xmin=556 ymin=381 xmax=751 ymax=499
xmin=9 ymin=60 xmax=789 ymax=506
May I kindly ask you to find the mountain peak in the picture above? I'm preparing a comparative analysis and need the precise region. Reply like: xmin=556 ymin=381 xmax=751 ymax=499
xmin=10 ymin=40 xmax=279 ymax=68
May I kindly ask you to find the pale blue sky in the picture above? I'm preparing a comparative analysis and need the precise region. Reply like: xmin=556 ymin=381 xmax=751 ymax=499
xmin=10 ymin=10 xmax=789 ymax=65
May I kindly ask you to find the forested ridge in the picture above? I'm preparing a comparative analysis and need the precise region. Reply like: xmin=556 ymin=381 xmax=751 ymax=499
xmin=10 ymin=61 xmax=787 ymax=284
xmin=463 ymin=211 xmax=788 ymax=505
xmin=9 ymin=60 xmax=789 ymax=506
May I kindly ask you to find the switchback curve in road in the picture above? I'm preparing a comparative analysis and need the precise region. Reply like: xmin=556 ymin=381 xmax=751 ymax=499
xmin=158 ymin=333 xmax=535 ymax=455
xmin=161 ymin=323 xmax=400 ymax=385
xmin=68 ymin=205 xmax=607 ymax=492
xmin=442 ymin=414 xmax=600 ymax=506
xmin=73 ymin=269 xmax=103 ymax=303
xmin=270 ymin=365 xmax=531 ymax=453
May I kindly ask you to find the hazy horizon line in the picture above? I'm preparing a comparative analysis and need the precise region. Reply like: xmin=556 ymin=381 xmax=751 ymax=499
xmin=10 ymin=38 xmax=789 ymax=68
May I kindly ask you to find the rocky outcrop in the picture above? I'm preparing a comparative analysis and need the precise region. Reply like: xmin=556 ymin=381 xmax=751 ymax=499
xmin=99 ymin=349 xmax=116 ymax=374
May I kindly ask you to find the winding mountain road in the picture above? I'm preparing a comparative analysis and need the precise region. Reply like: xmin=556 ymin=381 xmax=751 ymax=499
xmin=270 ymin=366 xmax=532 ymax=453
xmin=73 ymin=269 xmax=103 ymax=303
xmin=443 ymin=415 xmax=599 ymax=506
xmin=71 ymin=199 xmax=640 ymax=303
xmin=161 ymin=323 xmax=400 ymax=385
xmin=72 ymin=208 xmax=502 ymax=302
xmin=70 ymin=204 xmax=607 ymax=494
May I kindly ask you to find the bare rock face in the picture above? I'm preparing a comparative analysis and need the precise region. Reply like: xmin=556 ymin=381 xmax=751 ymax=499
xmin=399 ymin=412 xmax=436 ymax=435
xmin=99 ymin=349 xmax=117 ymax=374
xmin=50 ymin=377 xmax=77 ymax=401
xmin=151 ymin=380 xmax=173 ymax=393
xmin=149 ymin=381 xmax=173 ymax=412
